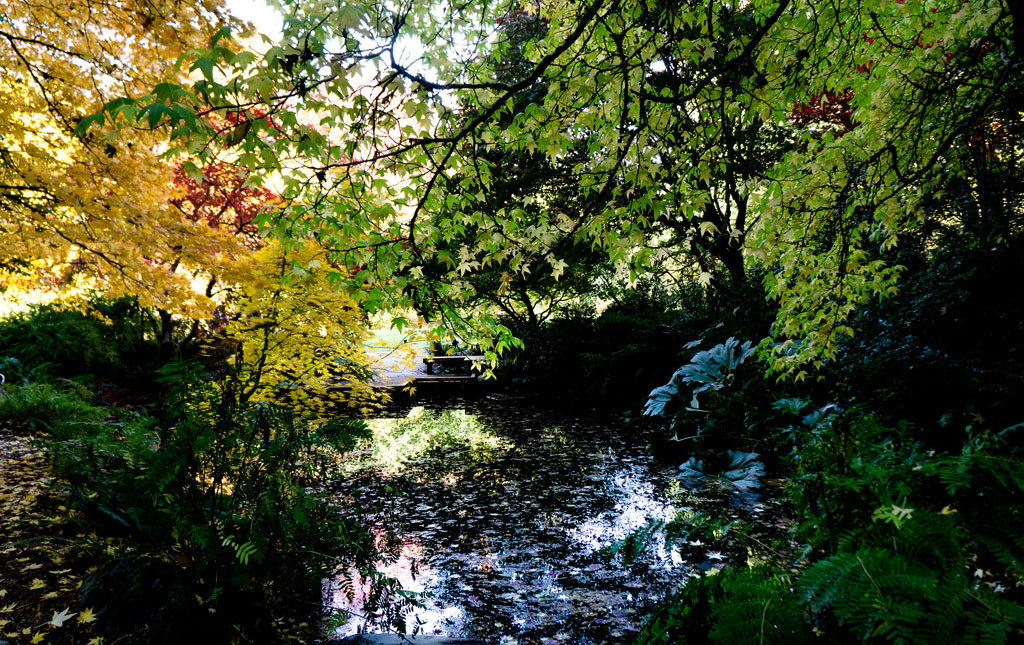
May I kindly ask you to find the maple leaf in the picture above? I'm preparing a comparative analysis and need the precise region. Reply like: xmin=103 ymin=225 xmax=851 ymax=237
xmin=31 ymin=632 xmax=45 ymax=644
xmin=51 ymin=607 xmax=77 ymax=627
xmin=28 ymin=579 xmax=45 ymax=590
xmin=78 ymin=607 xmax=97 ymax=624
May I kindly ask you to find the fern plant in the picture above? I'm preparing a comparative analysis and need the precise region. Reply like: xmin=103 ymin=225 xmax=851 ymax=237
xmin=640 ymin=404 xmax=1024 ymax=645
xmin=636 ymin=566 xmax=813 ymax=645
xmin=0 ymin=379 xmax=105 ymax=434
xmin=48 ymin=360 xmax=393 ymax=642
xmin=799 ymin=513 xmax=1024 ymax=644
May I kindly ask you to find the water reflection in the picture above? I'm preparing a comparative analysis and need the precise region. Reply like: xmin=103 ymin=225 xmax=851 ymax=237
xmin=325 ymin=541 xmax=465 ymax=637
xmin=566 ymin=467 xmax=676 ymax=555
xmin=329 ymin=403 xmax=783 ymax=643
xmin=346 ymin=408 xmax=511 ymax=474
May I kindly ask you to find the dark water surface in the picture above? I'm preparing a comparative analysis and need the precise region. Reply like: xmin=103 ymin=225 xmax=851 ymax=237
xmin=327 ymin=398 xmax=787 ymax=644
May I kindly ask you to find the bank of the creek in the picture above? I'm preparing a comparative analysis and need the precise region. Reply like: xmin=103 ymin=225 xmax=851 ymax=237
xmin=326 ymin=396 xmax=793 ymax=644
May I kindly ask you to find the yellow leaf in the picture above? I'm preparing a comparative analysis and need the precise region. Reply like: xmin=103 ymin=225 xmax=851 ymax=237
xmin=698 ymin=221 xmax=719 ymax=237
xmin=29 ymin=579 xmax=45 ymax=590
xmin=78 ymin=607 xmax=97 ymax=624
xmin=31 ymin=631 xmax=45 ymax=643
xmin=88 ymin=638 xmax=105 ymax=645
xmin=939 ymin=505 xmax=958 ymax=516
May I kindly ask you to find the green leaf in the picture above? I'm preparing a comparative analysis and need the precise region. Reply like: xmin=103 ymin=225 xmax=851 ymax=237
xmin=182 ymin=161 xmax=204 ymax=183
xmin=74 ymin=113 xmax=105 ymax=136
xmin=191 ymin=57 xmax=215 ymax=82
xmin=138 ymin=103 xmax=177 ymax=129
xmin=210 ymin=25 xmax=233 ymax=46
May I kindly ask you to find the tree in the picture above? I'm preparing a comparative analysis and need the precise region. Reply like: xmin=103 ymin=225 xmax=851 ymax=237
xmin=171 ymin=160 xmax=275 ymax=251
xmin=223 ymin=240 xmax=379 ymax=415
xmin=145 ymin=159 xmax=281 ymax=359
xmin=92 ymin=0 xmax=1023 ymax=372
xmin=751 ymin=0 xmax=1022 ymax=373
xmin=0 ymin=1 xmax=389 ymax=408
xmin=0 ymin=0 xmax=246 ymax=321
xmin=422 ymin=6 xmax=613 ymax=336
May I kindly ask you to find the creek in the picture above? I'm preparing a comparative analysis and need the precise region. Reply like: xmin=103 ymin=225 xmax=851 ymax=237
xmin=326 ymin=397 xmax=790 ymax=644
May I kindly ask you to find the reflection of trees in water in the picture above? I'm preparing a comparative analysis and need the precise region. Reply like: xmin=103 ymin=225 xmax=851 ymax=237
xmin=332 ymin=403 xmax=693 ymax=642
xmin=351 ymin=407 xmax=512 ymax=473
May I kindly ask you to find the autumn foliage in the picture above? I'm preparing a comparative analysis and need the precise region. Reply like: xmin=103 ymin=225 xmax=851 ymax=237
xmin=0 ymin=0 xmax=246 ymax=318
xmin=170 ymin=161 xmax=275 ymax=250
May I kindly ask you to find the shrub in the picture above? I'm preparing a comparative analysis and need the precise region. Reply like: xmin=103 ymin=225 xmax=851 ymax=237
xmin=835 ymin=240 xmax=1024 ymax=445
xmin=644 ymin=337 xmax=781 ymax=455
xmin=47 ymin=361 xmax=390 ymax=642
xmin=638 ymin=408 xmax=1024 ymax=644
xmin=0 ymin=379 xmax=104 ymax=434
xmin=0 ymin=303 xmax=119 ymax=375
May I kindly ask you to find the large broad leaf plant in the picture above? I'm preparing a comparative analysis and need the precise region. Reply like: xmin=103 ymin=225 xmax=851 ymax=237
xmin=644 ymin=337 xmax=756 ymax=422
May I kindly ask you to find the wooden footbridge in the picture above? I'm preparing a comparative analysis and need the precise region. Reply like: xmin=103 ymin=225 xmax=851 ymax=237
xmin=331 ymin=353 xmax=487 ymax=392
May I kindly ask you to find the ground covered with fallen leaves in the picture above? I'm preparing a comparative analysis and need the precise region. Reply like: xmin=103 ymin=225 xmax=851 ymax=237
xmin=0 ymin=426 xmax=105 ymax=645
xmin=329 ymin=399 xmax=795 ymax=644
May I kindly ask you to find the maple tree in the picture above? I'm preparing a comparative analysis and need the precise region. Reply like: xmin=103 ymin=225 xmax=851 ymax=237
xmin=0 ymin=0 xmax=247 ymax=321
xmin=170 ymin=160 xmax=274 ymax=251
xmin=422 ymin=6 xmax=612 ymax=334
xmin=223 ymin=240 xmax=379 ymax=415
xmin=90 ymin=0 xmax=1022 ymax=374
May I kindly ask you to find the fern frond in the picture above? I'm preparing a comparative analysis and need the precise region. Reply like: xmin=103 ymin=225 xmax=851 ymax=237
xmin=975 ymin=525 xmax=1024 ymax=579
xmin=709 ymin=568 xmax=812 ymax=645
xmin=799 ymin=548 xmax=936 ymax=643
xmin=959 ymin=590 xmax=1024 ymax=644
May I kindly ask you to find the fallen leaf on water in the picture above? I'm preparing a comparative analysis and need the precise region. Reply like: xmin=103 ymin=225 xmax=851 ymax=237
xmin=51 ymin=607 xmax=77 ymax=627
